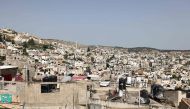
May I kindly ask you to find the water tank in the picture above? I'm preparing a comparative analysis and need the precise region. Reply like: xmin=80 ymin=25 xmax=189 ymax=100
xmin=119 ymin=90 xmax=123 ymax=97
xmin=127 ymin=77 xmax=132 ymax=85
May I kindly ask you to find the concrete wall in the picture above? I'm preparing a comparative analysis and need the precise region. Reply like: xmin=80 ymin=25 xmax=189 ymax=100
xmin=164 ymin=90 xmax=186 ymax=107
xmin=19 ymin=82 xmax=88 ymax=109
xmin=88 ymin=99 xmax=149 ymax=109
xmin=178 ymin=98 xmax=190 ymax=109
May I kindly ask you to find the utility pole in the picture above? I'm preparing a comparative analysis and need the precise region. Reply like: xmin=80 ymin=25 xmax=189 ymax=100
xmin=75 ymin=41 xmax=78 ymax=49
xmin=86 ymin=84 xmax=88 ymax=109
xmin=138 ymin=87 xmax=141 ymax=108
xmin=73 ymin=86 xmax=75 ymax=109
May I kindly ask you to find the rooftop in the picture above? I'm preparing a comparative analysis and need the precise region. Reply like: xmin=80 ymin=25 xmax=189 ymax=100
xmin=0 ymin=65 xmax=18 ymax=70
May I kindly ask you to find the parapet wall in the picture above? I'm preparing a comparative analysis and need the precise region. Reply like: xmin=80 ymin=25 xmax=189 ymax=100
xmin=19 ymin=82 xmax=88 ymax=108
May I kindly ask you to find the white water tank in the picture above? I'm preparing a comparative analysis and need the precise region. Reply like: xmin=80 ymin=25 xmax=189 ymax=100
xmin=136 ymin=77 xmax=142 ymax=83
xmin=127 ymin=77 xmax=132 ymax=85
xmin=119 ymin=90 xmax=123 ymax=97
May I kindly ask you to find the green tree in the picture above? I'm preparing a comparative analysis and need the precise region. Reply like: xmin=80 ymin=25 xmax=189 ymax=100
xmin=64 ymin=54 xmax=68 ymax=60
xmin=11 ymin=40 xmax=15 ymax=44
xmin=28 ymin=39 xmax=35 ymax=46
xmin=87 ymin=47 xmax=90 ymax=52
xmin=42 ymin=44 xmax=49 ymax=51
xmin=0 ymin=33 xmax=3 ymax=42
xmin=22 ymin=42 xmax=28 ymax=48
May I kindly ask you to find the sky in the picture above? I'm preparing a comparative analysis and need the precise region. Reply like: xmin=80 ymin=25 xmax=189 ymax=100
xmin=0 ymin=0 xmax=190 ymax=50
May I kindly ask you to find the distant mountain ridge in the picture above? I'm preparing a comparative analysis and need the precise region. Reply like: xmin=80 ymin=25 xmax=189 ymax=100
xmin=128 ymin=47 xmax=190 ymax=53
xmin=0 ymin=28 xmax=189 ymax=52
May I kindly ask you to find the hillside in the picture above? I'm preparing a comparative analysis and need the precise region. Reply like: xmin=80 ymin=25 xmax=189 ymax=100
xmin=0 ymin=28 xmax=190 ymax=52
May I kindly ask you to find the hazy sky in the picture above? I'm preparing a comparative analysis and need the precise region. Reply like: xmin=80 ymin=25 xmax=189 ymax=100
xmin=0 ymin=0 xmax=190 ymax=50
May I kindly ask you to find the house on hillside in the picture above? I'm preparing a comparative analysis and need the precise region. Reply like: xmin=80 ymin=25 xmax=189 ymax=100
xmin=0 ymin=43 xmax=6 ymax=57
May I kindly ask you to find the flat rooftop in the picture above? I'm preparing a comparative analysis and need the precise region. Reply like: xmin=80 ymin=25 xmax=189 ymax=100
xmin=0 ymin=65 xmax=18 ymax=70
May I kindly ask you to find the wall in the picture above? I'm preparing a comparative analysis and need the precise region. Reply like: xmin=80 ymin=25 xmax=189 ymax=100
xmin=164 ymin=90 xmax=186 ymax=107
xmin=19 ymin=82 xmax=88 ymax=109
xmin=178 ymin=98 xmax=190 ymax=109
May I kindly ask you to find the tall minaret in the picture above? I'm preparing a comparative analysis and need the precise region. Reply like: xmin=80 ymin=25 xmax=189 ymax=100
xmin=75 ymin=41 xmax=78 ymax=49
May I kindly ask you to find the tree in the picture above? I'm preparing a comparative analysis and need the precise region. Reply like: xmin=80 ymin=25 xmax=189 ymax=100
xmin=106 ymin=63 xmax=110 ymax=68
xmin=91 ymin=57 xmax=95 ymax=63
xmin=23 ymin=42 xmax=28 ymax=48
xmin=28 ymin=39 xmax=35 ymax=46
xmin=87 ymin=47 xmax=90 ymax=52
xmin=11 ymin=40 xmax=15 ymax=44
xmin=35 ymin=59 xmax=39 ymax=63
xmin=0 ymin=34 xmax=3 ymax=42
xmin=23 ymin=48 xmax=28 ymax=55
xmin=42 ymin=44 xmax=49 ymax=51
xmin=64 ymin=54 xmax=68 ymax=60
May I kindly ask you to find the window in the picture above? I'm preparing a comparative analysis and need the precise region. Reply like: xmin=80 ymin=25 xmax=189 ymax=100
xmin=41 ymin=84 xmax=60 ymax=93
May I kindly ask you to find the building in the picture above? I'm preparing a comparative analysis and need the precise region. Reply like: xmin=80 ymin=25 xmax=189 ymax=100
xmin=179 ymin=98 xmax=190 ymax=109
xmin=0 ymin=65 xmax=18 ymax=81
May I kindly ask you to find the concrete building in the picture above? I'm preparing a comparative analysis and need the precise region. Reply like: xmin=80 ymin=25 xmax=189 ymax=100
xmin=18 ymin=82 xmax=88 ymax=109
xmin=179 ymin=98 xmax=190 ymax=109
xmin=0 ymin=65 xmax=18 ymax=81
xmin=164 ymin=90 xmax=186 ymax=107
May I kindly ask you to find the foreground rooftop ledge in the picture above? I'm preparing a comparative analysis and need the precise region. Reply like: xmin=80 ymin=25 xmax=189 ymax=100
xmin=0 ymin=65 xmax=18 ymax=70
xmin=1 ymin=80 xmax=89 ymax=84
